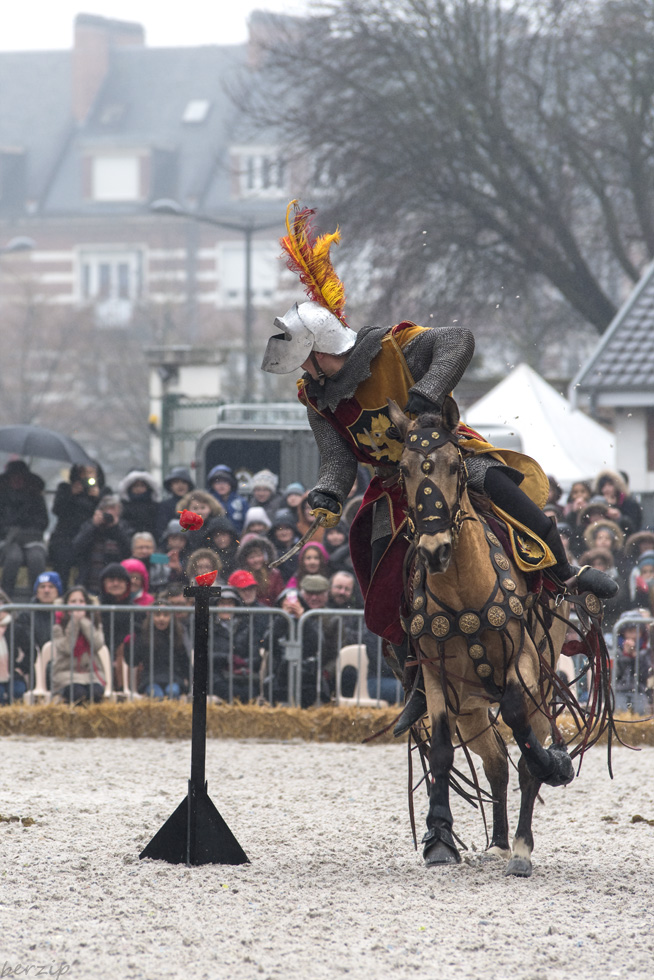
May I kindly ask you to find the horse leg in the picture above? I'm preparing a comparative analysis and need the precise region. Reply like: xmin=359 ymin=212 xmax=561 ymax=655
xmin=499 ymin=680 xmax=573 ymax=878
xmin=457 ymin=714 xmax=510 ymax=859
xmin=421 ymin=670 xmax=461 ymax=866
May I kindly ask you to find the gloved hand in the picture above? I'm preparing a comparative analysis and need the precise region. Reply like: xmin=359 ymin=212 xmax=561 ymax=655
xmin=307 ymin=489 xmax=342 ymax=528
xmin=404 ymin=391 xmax=442 ymax=418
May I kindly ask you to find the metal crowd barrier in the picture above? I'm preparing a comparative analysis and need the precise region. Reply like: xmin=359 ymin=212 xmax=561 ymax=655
xmin=0 ymin=603 xmax=401 ymax=708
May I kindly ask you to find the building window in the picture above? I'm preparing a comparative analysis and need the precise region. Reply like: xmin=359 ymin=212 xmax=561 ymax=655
xmin=78 ymin=247 xmax=144 ymax=326
xmin=230 ymin=146 xmax=287 ymax=199
xmin=90 ymin=154 xmax=143 ymax=202
xmin=217 ymin=241 xmax=279 ymax=308
xmin=182 ymin=100 xmax=211 ymax=124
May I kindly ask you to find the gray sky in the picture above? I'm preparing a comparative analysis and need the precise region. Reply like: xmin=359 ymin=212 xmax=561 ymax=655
xmin=1 ymin=1 xmax=309 ymax=50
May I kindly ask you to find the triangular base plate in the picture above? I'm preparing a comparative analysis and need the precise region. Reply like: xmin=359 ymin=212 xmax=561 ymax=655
xmin=139 ymin=783 xmax=249 ymax=866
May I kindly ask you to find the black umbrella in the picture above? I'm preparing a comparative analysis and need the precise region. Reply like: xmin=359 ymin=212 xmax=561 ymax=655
xmin=0 ymin=425 xmax=95 ymax=465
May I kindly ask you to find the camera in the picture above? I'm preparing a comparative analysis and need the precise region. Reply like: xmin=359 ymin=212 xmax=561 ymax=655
xmin=102 ymin=512 xmax=114 ymax=525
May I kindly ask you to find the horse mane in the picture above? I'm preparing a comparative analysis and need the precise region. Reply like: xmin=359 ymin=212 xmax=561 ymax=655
xmin=415 ymin=411 xmax=443 ymax=429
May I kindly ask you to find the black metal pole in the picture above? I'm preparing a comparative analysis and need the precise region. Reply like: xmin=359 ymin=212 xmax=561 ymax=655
xmin=139 ymin=583 xmax=249 ymax=866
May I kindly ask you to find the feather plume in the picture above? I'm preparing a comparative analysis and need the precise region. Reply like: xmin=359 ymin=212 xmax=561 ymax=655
xmin=280 ymin=200 xmax=348 ymax=324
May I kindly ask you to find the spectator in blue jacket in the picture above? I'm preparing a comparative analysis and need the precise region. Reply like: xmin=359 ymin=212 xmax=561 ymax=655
xmin=207 ymin=465 xmax=248 ymax=534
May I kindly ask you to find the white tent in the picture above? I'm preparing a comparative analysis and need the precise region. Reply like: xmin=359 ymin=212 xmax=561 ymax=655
xmin=464 ymin=363 xmax=616 ymax=484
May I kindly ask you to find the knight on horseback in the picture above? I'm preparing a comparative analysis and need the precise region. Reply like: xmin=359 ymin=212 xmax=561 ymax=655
xmin=262 ymin=202 xmax=618 ymax=735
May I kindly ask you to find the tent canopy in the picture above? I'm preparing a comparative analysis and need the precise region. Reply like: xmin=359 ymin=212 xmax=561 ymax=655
xmin=464 ymin=363 xmax=615 ymax=485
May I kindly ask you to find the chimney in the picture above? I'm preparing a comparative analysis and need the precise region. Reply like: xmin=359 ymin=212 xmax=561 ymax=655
xmin=72 ymin=13 xmax=145 ymax=124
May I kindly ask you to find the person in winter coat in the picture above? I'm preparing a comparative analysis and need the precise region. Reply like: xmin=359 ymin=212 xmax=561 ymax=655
xmin=249 ymin=469 xmax=283 ymax=520
xmin=73 ymin=494 xmax=132 ymax=595
xmin=322 ymin=520 xmax=352 ymax=575
xmin=268 ymin=510 xmax=300 ymax=583
xmin=156 ymin=465 xmax=194 ymax=541
xmin=0 ymin=460 xmax=49 ymax=597
xmin=97 ymin=563 xmax=138 ymax=661
xmin=48 ymin=462 xmax=105 ymax=589
xmin=15 ymin=571 xmax=64 ymax=669
xmin=185 ymin=548 xmax=223 ymax=585
xmin=175 ymin=489 xmax=225 ymax=564
xmin=158 ymin=519 xmax=188 ymax=584
xmin=242 ymin=506 xmax=272 ymax=537
xmin=118 ymin=470 xmax=161 ymax=538
xmin=285 ymin=541 xmax=331 ymax=591
xmin=232 ymin=535 xmax=284 ymax=606
xmin=210 ymin=587 xmax=259 ymax=702
xmin=51 ymin=586 xmax=106 ymax=704
xmin=594 ymin=469 xmax=643 ymax=535
xmin=132 ymin=592 xmax=191 ymax=699
xmin=120 ymin=558 xmax=155 ymax=607
xmin=204 ymin=516 xmax=239 ymax=579
xmin=0 ymin=589 xmax=29 ymax=705
xmin=207 ymin=465 xmax=248 ymax=535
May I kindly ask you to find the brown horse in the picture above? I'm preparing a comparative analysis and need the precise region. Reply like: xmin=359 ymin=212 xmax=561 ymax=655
xmin=388 ymin=396 xmax=574 ymax=877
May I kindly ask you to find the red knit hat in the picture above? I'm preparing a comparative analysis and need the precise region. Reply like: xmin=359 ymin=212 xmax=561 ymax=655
xmin=228 ymin=570 xmax=257 ymax=588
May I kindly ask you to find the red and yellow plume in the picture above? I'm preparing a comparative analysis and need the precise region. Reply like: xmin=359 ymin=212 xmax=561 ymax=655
xmin=280 ymin=200 xmax=348 ymax=325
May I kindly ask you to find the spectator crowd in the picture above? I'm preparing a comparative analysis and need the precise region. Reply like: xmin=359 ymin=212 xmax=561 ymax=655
xmin=0 ymin=455 xmax=651 ymax=709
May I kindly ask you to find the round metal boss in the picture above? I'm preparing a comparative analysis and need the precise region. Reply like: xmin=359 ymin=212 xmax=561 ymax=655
xmin=431 ymin=616 xmax=450 ymax=637
xmin=487 ymin=532 xmax=500 ymax=547
xmin=494 ymin=553 xmax=510 ymax=571
xmin=509 ymin=596 xmax=524 ymax=616
xmin=413 ymin=595 xmax=424 ymax=610
xmin=488 ymin=605 xmax=506 ymax=627
xmin=410 ymin=614 xmax=425 ymax=636
xmin=469 ymin=643 xmax=484 ymax=660
xmin=502 ymin=578 xmax=516 ymax=592
xmin=585 ymin=594 xmax=601 ymax=615
xmin=459 ymin=612 xmax=481 ymax=634
xmin=476 ymin=663 xmax=492 ymax=678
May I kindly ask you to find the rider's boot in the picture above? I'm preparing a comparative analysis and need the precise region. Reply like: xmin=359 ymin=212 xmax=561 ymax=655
xmin=484 ymin=468 xmax=619 ymax=599
xmin=387 ymin=637 xmax=428 ymax=737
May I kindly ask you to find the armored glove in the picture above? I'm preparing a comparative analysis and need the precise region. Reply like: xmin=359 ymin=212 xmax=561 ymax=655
xmin=404 ymin=391 xmax=442 ymax=418
xmin=307 ymin=489 xmax=342 ymax=528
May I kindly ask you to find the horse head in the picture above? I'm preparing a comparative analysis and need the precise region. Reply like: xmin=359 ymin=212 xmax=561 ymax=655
xmin=388 ymin=395 xmax=467 ymax=575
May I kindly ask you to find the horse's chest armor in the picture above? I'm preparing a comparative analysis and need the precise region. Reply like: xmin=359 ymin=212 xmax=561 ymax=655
xmin=404 ymin=522 xmax=535 ymax=688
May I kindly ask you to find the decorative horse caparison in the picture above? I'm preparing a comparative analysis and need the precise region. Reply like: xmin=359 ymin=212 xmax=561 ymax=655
xmin=388 ymin=396 xmax=580 ymax=878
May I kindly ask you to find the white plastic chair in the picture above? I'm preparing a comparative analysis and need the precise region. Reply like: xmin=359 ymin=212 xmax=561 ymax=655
xmin=335 ymin=644 xmax=388 ymax=707
xmin=24 ymin=641 xmax=53 ymax=704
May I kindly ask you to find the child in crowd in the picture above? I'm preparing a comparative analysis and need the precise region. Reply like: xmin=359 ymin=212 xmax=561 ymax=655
xmin=51 ymin=586 xmax=106 ymax=704
xmin=132 ymin=592 xmax=191 ymax=699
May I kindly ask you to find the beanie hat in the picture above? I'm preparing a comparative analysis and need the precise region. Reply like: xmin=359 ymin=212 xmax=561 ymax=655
xmin=218 ymin=587 xmax=241 ymax=605
xmin=243 ymin=506 xmax=272 ymax=531
xmin=34 ymin=571 xmax=63 ymax=596
xmin=284 ymin=482 xmax=305 ymax=497
xmin=271 ymin=508 xmax=298 ymax=531
xmin=300 ymin=574 xmax=330 ymax=593
xmin=228 ymin=570 xmax=258 ymax=588
xmin=251 ymin=469 xmax=278 ymax=493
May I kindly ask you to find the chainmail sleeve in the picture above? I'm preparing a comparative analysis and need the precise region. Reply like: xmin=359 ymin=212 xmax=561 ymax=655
xmin=402 ymin=326 xmax=475 ymax=403
xmin=307 ymin=405 xmax=359 ymax=505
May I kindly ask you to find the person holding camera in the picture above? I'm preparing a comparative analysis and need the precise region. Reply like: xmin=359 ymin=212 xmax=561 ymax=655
xmin=72 ymin=494 xmax=131 ymax=595
xmin=48 ymin=463 xmax=105 ymax=590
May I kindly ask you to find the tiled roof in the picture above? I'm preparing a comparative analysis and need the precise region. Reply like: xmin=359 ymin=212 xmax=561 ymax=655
xmin=572 ymin=260 xmax=654 ymax=394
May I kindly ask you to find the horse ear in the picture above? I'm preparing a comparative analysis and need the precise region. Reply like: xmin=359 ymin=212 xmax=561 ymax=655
xmin=441 ymin=395 xmax=460 ymax=432
xmin=387 ymin=398 xmax=409 ymax=439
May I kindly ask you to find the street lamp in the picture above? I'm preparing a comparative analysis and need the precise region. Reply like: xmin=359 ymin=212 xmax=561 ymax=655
xmin=151 ymin=198 xmax=280 ymax=400
xmin=0 ymin=237 xmax=36 ymax=255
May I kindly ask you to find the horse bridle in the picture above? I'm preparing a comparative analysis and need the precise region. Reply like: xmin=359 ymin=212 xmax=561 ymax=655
xmin=401 ymin=424 xmax=470 ymax=541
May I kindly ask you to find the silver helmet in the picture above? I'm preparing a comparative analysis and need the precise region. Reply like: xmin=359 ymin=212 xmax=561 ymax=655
xmin=261 ymin=301 xmax=357 ymax=375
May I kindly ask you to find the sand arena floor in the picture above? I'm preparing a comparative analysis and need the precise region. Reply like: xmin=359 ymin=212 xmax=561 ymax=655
xmin=1 ymin=737 xmax=653 ymax=980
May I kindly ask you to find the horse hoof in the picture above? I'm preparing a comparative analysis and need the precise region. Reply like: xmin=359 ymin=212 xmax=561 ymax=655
xmin=424 ymin=840 xmax=461 ymax=866
xmin=543 ymin=746 xmax=574 ymax=787
xmin=505 ymin=856 xmax=532 ymax=878
xmin=486 ymin=845 xmax=511 ymax=861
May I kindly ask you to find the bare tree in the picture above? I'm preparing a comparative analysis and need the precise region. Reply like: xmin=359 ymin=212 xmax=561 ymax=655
xmin=239 ymin=0 xmax=654 ymax=333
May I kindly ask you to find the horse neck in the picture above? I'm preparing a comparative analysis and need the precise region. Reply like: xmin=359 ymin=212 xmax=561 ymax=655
xmin=428 ymin=493 xmax=498 ymax=609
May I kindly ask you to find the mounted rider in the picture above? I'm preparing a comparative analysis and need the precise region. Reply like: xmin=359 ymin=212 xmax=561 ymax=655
xmin=261 ymin=202 xmax=618 ymax=732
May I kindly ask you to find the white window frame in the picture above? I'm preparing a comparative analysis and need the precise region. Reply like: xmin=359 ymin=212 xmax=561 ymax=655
xmin=231 ymin=145 xmax=287 ymax=200
xmin=76 ymin=246 xmax=146 ymax=326
xmin=89 ymin=152 xmax=144 ymax=202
